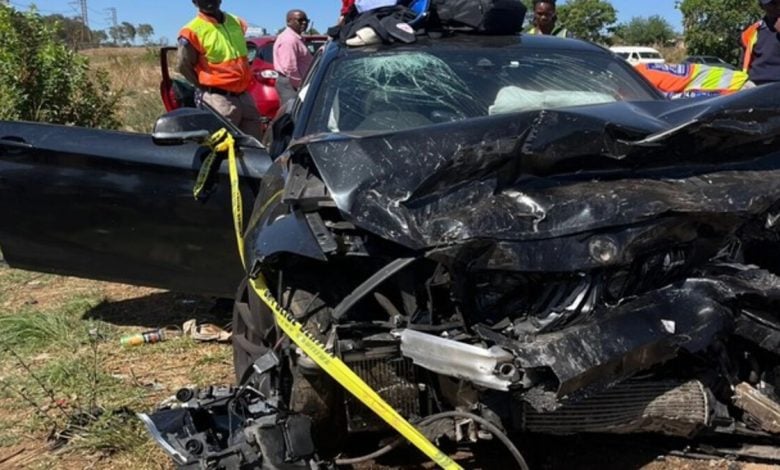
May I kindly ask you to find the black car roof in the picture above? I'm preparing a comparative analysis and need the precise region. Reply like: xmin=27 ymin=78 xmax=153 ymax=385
xmin=328 ymin=33 xmax=610 ymax=56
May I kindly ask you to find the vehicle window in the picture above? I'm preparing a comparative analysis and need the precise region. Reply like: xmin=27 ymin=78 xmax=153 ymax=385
xmin=616 ymin=52 xmax=630 ymax=59
xmin=639 ymin=52 xmax=663 ymax=60
xmin=630 ymin=53 xmax=638 ymax=61
xmin=307 ymin=48 xmax=657 ymax=134
xmin=306 ymin=40 xmax=327 ymax=56
xmin=259 ymin=43 xmax=274 ymax=64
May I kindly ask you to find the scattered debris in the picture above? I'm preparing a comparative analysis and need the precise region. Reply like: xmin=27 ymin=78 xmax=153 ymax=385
xmin=120 ymin=326 xmax=181 ymax=347
xmin=182 ymin=319 xmax=231 ymax=343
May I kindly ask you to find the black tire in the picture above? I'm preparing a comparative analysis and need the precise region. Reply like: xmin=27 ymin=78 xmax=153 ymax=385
xmin=230 ymin=275 xmax=344 ymax=452
xmin=231 ymin=278 xmax=275 ymax=383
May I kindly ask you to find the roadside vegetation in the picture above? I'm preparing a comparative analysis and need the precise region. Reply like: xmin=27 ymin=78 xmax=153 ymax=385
xmin=0 ymin=262 xmax=234 ymax=468
xmin=0 ymin=6 xmax=119 ymax=128
xmin=82 ymin=47 xmax=166 ymax=133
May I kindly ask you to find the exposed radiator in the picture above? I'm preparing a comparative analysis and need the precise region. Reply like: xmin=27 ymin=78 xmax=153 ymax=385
xmin=520 ymin=380 xmax=710 ymax=438
xmin=342 ymin=350 xmax=420 ymax=433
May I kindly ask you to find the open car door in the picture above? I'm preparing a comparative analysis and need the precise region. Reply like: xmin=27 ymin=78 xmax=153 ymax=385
xmin=160 ymin=46 xmax=196 ymax=112
xmin=0 ymin=113 xmax=271 ymax=297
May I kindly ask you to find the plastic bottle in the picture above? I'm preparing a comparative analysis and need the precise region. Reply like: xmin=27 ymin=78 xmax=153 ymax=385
xmin=120 ymin=328 xmax=180 ymax=346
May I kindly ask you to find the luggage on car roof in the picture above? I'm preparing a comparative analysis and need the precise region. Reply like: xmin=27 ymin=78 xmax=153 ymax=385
xmin=430 ymin=0 xmax=526 ymax=34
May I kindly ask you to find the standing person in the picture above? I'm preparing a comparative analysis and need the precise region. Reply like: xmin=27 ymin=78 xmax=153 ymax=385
xmin=526 ymin=0 xmax=572 ymax=38
xmin=741 ymin=0 xmax=780 ymax=85
xmin=273 ymin=10 xmax=314 ymax=104
xmin=178 ymin=0 xmax=262 ymax=139
xmin=635 ymin=63 xmax=753 ymax=99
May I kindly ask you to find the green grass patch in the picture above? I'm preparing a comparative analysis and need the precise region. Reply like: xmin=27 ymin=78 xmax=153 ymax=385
xmin=0 ymin=417 xmax=22 ymax=446
xmin=194 ymin=348 xmax=232 ymax=367
xmin=67 ymin=409 xmax=150 ymax=455
xmin=36 ymin=354 xmax=145 ymax=410
xmin=0 ymin=296 xmax=113 ymax=352
xmin=0 ymin=311 xmax=85 ymax=351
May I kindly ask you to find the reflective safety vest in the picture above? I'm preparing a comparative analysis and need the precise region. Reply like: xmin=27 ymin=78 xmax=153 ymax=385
xmin=179 ymin=13 xmax=251 ymax=93
xmin=635 ymin=63 xmax=749 ymax=99
xmin=741 ymin=21 xmax=762 ymax=72
xmin=526 ymin=26 xmax=571 ymax=38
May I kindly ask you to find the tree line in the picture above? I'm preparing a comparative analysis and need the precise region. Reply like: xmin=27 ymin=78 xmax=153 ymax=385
xmin=523 ymin=0 xmax=763 ymax=63
xmin=39 ymin=13 xmax=158 ymax=49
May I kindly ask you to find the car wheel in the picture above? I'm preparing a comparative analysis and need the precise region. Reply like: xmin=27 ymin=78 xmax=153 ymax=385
xmin=232 ymin=277 xmax=276 ymax=383
xmin=231 ymin=275 xmax=344 ymax=450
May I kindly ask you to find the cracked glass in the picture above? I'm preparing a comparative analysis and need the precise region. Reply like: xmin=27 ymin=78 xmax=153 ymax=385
xmin=308 ymin=46 xmax=657 ymax=134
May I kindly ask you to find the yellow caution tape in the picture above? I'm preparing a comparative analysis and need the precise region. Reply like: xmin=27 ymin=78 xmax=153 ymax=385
xmin=199 ymin=129 xmax=462 ymax=470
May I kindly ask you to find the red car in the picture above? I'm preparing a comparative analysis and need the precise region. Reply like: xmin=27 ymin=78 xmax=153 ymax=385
xmin=159 ymin=35 xmax=327 ymax=130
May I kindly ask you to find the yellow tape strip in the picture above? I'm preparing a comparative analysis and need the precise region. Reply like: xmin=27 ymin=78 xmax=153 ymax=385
xmin=202 ymin=128 xmax=461 ymax=470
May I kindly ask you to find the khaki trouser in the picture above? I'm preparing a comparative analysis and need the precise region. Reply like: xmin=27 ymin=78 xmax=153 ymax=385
xmin=201 ymin=91 xmax=263 ymax=139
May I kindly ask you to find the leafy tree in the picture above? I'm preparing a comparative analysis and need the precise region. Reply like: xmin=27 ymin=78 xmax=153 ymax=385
xmin=108 ymin=25 xmax=122 ymax=44
xmin=678 ymin=0 xmax=762 ymax=65
xmin=614 ymin=15 xmax=677 ymax=46
xmin=92 ymin=29 xmax=108 ymax=45
xmin=120 ymin=21 xmax=136 ymax=45
xmin=41 ymin=14 xmax=91 ymax=49
xmin=137 ymin=23 xmax=154 ymax=45
xmin=557 ymin=0 xmax=617 ymax=43
xmin=0 ymin=6 xmax=119 ymax=128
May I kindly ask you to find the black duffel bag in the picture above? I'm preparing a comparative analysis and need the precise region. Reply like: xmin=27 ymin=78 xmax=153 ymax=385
xmin=431 ymin=0 xmax=526 ymax=34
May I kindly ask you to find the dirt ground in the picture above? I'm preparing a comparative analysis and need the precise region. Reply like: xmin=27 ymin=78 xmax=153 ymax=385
xmin=0 ymin=265 xmax=778 ymax=469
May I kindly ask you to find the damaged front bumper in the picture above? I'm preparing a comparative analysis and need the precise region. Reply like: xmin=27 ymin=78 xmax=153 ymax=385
xmin=139 ymin=368 xmax=322 ymax=469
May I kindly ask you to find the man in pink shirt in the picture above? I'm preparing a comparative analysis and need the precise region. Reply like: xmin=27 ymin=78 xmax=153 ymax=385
xmin=273 ymin=9 xmax=314 ymax=103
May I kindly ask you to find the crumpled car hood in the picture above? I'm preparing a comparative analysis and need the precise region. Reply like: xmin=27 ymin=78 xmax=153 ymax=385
xmin=300 ymin=84 xmax=780 ymax=250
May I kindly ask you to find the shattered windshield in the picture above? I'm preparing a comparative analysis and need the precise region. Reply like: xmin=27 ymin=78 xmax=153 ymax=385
xmin=307 ymin=46 xmax=657 ymax=134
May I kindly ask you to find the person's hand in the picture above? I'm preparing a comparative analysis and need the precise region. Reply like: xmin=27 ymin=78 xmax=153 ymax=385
xmin=774 ymin=16 xmax=780 ymax=33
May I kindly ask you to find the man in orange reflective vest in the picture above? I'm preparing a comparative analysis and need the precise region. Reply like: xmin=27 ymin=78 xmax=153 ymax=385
xmin=740 ymin=0 xmax=780 ymax=85
xmin=634 ymin=63 xmax=753 ymax=99
xmin=178 ymin=0 xmax=262 ymax=138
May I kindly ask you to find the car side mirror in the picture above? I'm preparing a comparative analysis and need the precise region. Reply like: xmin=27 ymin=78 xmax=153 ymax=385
xmin=247 ymin=43 xmax=258 ymax=64
xmin=267 ymin=113 xmax=294 ymax=159
xmin=152 ymin=108 xmax=224 ymax=145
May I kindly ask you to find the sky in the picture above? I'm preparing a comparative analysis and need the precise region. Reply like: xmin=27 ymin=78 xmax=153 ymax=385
xmin=9 ymin=1 xmax=683 ymax=44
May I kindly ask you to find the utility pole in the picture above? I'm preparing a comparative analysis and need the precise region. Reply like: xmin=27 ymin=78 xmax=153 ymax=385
xmin=105 ymin=7 xmax=117 ymax=28
xmin=79 ymin=0 xmax=89 ymax=28
xmin=68 ymin=0 xmax=88 ymax=27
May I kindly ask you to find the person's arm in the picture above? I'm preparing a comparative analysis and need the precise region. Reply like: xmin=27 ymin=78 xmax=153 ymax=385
xmin=177 ymin=38 xmax=200 ymax=86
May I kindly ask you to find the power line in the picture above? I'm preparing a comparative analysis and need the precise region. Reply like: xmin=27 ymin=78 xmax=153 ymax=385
xmin=105 ymin=7 xmax=117 ymax=28
xmin=79 ymin=0 xmax=88 ymax=28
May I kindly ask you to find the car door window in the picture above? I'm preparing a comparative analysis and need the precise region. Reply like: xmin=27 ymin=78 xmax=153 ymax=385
xmin=260 ymin=43 xmax=275 ymax=65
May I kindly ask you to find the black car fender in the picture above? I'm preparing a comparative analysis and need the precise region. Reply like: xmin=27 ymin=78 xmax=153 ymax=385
xmin=245 ymin=161 xmax=328 ymax=269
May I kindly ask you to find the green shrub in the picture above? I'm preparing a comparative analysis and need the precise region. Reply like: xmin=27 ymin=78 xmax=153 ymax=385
xmin=0 ymin=6 xmax=119 ymax=128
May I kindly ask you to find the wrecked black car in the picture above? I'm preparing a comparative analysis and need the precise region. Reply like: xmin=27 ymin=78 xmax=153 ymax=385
xmin=2 ymin=34 xmax=780 ymax=468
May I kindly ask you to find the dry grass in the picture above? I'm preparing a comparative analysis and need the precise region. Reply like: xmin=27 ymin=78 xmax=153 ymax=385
xmin=81 ymin=47 xmax=165 ymax=133
xmin=0 ymin=264 xmax=233 ymax=469
xmin=6 ymin=46 xmax=250 ymax=464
